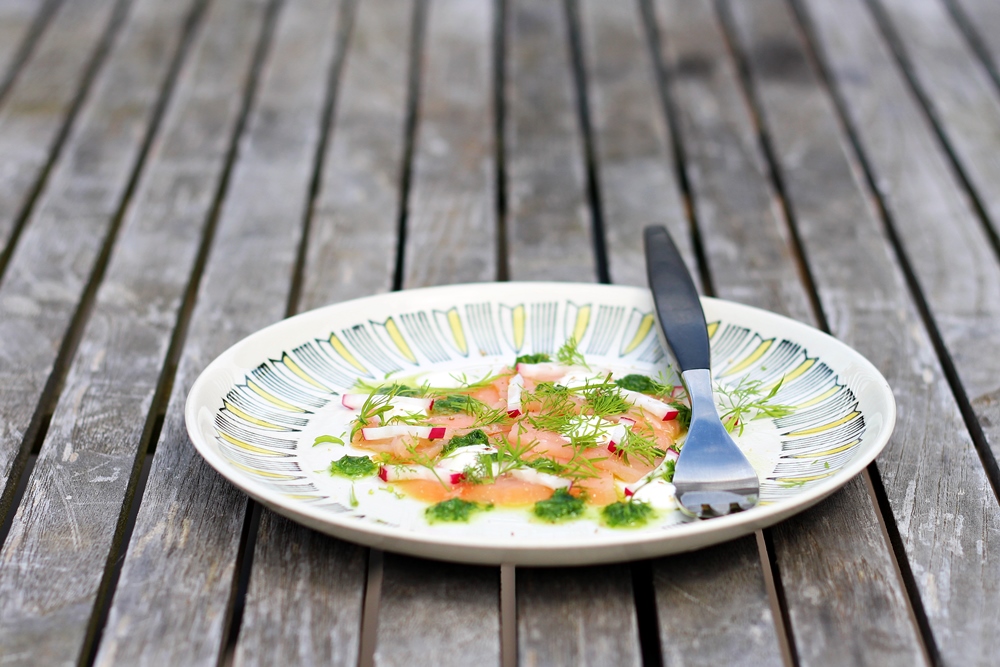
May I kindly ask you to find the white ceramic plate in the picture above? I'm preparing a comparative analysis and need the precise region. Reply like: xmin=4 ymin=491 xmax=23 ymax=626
xmin=185 ymin=282 xmax=895 ymax=565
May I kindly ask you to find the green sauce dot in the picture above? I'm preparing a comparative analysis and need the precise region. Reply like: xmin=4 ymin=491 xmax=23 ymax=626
xmin=425 ymin=498 xmax=492 ymax=523
xmin=533 ymin=488 xmax=585 ymax=523
xmin=328 ymin=455 xmax=377 ymax=479
xmin=601 ymin=500 xmax=655 ymax=528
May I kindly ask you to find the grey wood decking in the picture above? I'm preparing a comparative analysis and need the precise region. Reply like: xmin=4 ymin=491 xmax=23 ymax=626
xmin=1 ymin=0 xmax=999 ymax=665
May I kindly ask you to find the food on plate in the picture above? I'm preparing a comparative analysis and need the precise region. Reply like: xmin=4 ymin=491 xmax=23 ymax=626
xmin=318 ymin=338 xmax=790 ymax=527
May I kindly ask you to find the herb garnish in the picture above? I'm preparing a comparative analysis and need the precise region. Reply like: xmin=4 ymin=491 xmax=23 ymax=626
xmin=614 ymin=374 xmax=667 ymax=394
xmin=716 ymin=376 xmax=793 ymax=435
xmin=432 ymin=394 xmax=485 ymax=415
xmin=328 ymin=455 xmax=377 ymax=478
xmin=515 ymin=353 xmax=551 ymax=365
xmin=556 ymin=337 xmax=588 ymax=367
xmin=441 ymin=429 xmax=490 ymax=456
xmin=425 ymin=498 xmax=492 ymax=523
xmin=601 ymin=500 xmax=655 ymax=528
xmin=533 ymin=488 xmax=585 ymax=522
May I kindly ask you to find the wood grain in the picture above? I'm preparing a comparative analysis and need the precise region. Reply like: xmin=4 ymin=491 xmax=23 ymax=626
xmin=868 ymin=0 xmax=1000 ymax=464
xmin=649 ymin=1 xmax=930 ymax=663
xmin=785 ymin=0 xmax=1000 ymax=662
xmin=576 ymin=3 xmax=781 ymax=665
xmin=949 ymin=0 xmax=1000 ymax=74
xmin=654 ymin=536 xmax=779 ymax=667
xmin=234 ymin=510 xmax=367 ymax=667
xmin=374 ymin=2 xmax=502 ymax=665
xmin=403 ymin=0 xmax=497 ymax=288
xmin=0 ymin=0 xmax=193 ymax=523
xmin=651 ymin=0 xmax=812 ymax=321
xmin=504 ymin=1 xmax=641 ymax=664
xmin=92 ymin=1 xmax=356 ymax=665
xmin=374 ymin=555 xmax=500 ymax=667
xmin=236 ymin=1 xmax=419 ymax=665
xmin=0 ymin=0 xmax=262 ymax=663
xmin=504 ymin=0 xmax=595 ymax=282
xmin=720 ymin=1 xmax=930 ymax=664
xmin=300 ymin=0 xmax=415 ymax=308
xmin=0 ymin=0 xmax=56 ymax=100
xmin=874 ymin=0 xmax=1000 ymax=242
xmin=0 ymin=0 xmax=120 ymax=254
xmin=576 ymin=0 xmax=694 ymax=288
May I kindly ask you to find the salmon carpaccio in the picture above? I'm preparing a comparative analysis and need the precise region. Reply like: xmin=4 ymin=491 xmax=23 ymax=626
xmin=347 ymin=362 xmax=687 ymax=509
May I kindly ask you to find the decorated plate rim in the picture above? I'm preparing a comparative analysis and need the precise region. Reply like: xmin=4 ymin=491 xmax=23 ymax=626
xmin=185 ymin=282 xmax=896 ymax=565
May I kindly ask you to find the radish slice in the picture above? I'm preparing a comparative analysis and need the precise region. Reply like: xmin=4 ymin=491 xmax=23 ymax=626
xmin=618 ymin=389 xmax=680 ymax=421
xmin=362 ymin=425 xmax=446 ymax=441
xmin=605 ymin=423 xmax=628 ymax=454
xmin=378 ymin=464 xmax=448 ymax=483
xmin=341 ymin=394 xmax=433 ymax=412
xmin=507 ymin=373 xmax=524 ymax=417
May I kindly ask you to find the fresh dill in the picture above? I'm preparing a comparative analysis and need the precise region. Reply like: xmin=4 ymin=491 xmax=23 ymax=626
xmin=556 ymin=337 xmax=588 ymax=367
xmin=716 ymin=376 xmax=793 ymax=435
xmin=614 ymin=428 xmax=665 ymax=467
xmin=614 ymin=374 xmax=668 ymax=395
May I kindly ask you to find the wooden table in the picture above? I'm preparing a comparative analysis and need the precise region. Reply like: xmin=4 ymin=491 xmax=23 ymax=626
xmin=1 ymin=0 xmax=999 ymax=664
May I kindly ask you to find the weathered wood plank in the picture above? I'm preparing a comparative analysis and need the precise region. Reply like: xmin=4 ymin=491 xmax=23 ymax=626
xmin=517 ymin=566 xmax=640 ymax=667
xmin=300 ymin=0 xmax=414 ymax=308
xmin=375 ymin=555 xmax=500 ymax=667
xmin=403 ymin=0 xmax=497 ymax=288
xmin=505 ymin=1 xmax=642 ymax=664
xmin=654 ymin=536 xmax=778 ymax=667
xmin=650 ymin=1 xmax=927 ymax=664
xmin=0 ymin=0 xmax=261 ymax=663
xmin=0 ymin=0 xmax=121 ymax=257
xmin=0 ymin=0 xmax=195 ymax=517
xmin=234 ymin=1 xmax=416 ymax=665
xmin=576 ymin=0 xmax=693 ymax=288
xmin=651 ymin=0 xmax=812 ymax=321
xmin=233 ymin=509 xmax=367 ymax=667
xmin=92 ymin=2 xmax=358 ymax=666
xmin=948 ymin=0 xmax=1000 ymax=74
xmin=775 ymin=0 xmax=1000 ymax=662
xmin=0 ymin=0 xmax=57 ymax=99
xmin=374 ymin=2 xmax=502 ymax=665
xmin=867 ymin=0 xmax=1000 ymax=464
xmin=504 ymin=0 xmax=595 ymax=282
xmin=576 ymin=3 xmax=782 ymax=665
xmin=873 ymin=0 xmax=1000 ymax=243
xmin=721 ymin=1 xmax=931 ymax=664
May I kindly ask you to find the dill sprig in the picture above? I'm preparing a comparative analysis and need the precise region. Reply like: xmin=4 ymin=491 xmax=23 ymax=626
xmin=556 ymin=337 xmax=588 ymax=368
xmin=461 ymin=433 xmax=535 ymax=484
xmin=614 ymin=428 xmax=665 ymax=467
xmin=716 ymin=376 xmax=793 ymax=435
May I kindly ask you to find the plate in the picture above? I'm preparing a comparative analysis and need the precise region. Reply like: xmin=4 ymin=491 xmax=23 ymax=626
xmin=185 ymin=282 xmax=895 ymax=565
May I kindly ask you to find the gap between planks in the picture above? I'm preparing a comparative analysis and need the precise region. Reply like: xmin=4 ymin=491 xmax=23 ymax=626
xmin=715 ymin=0 xmax=937 ymax=661
xmin=213 ymin=0 xmax=362 ymax=661
xmin=791 ymin=0 xmax=1000 ymax=532
xmin=77 ymin=0 xmax=280 ymax=663
xmin=0 ymin=0 xmax=204 ymax=549
xmin=0 ymin=0 xmax=65 ymax=107
xmin=0 ymin=0 xmax=131 ymax=285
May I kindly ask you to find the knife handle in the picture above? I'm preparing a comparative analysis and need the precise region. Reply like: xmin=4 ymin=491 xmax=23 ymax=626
xmin=643 ymin=225 xmax=710 ymax=372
